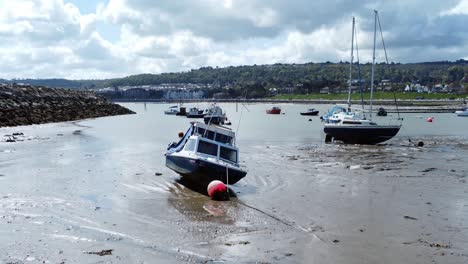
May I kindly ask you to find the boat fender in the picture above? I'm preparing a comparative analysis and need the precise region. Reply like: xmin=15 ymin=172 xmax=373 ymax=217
xmin=427 ymin=117 xmax=433 ymax=122
xmin=308 ymin=119 xmax=312 ymax=122
xmin=207 ymin=180 xmax=229 ymax=201
xmin=178 ymin=132 xmax=184 ymax=137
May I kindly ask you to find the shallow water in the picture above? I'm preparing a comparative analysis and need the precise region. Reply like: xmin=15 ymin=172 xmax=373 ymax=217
xmin=0 ymin=103 xmax=467 ymax=263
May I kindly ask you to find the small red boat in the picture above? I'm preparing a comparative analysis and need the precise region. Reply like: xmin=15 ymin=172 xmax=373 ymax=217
xmin=266 ymin=106 xmax=281 ymax=114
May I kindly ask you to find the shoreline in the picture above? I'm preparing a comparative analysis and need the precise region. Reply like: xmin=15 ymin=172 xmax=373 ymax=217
xmin=112 ymin=98 xmax=465 ymax=113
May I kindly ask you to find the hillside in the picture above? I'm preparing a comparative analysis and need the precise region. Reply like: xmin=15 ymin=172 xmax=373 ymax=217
xmin=1 ymin=60 xmax=467 ymax=96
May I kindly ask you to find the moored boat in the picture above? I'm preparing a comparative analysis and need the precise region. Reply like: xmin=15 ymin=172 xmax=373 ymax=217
xmin=323 ymin=13 xmax=401 ymax=145
xmin=266 ymin=106 xmax=281 ymax=114
xmin=204 ymin=104 xmax=226 ymax=125
xmin=176 ymin=107 xmax=187 ymax=116
xmin=455 ymin=108 xmax=468 ymax=116
xmin=186 ymin=107 xmax=205 ymax=118
xmin=165 ymin=122 xmax=247 ymax=185
xmin=164 ymin=106 xmax=179 ymax=115
xmin=377 ymin=107 xmax=387 ymax=116
xmin=300 ymin=108 xmax=319 ymax=116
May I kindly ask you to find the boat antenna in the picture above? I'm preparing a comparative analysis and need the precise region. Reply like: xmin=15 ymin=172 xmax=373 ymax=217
xmin=376 ymin=12 xmax=401 ymax=121
xmin=347 ymin=16 xmax=355 ymax=110
xmin=369 ymin=10 xmax=378 ymax=121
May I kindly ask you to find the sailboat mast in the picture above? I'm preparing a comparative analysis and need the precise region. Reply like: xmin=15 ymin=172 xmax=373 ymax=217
xmin=347 ymin=17 xmax=355 ymax=109
xmin=370 ymin=10 xmax=378 ymax=120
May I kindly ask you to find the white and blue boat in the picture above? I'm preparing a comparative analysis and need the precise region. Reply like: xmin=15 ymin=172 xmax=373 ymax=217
xmin=165 ymin=122 xmax=246 ymax=185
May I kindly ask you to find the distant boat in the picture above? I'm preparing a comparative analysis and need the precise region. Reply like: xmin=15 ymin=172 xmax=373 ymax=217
xmin=186 ymin=107 xmax=205 ymax=118
xmin=204 ymin=104 xmax=227 ymax=125
xmin=165 ymin=121 xmax=247 ymax=185
xmin=323 ymin=13 xmax=401 ymax=145
xmin=377 ymin=107 xmax=387 ymax=116
xmin=300 ymin=108 xmax=319 ymax=116
xmin=455 ymin=108 xmax=468 ymax=116
xmin=266 ymin=106 xmax=281 ymax=114
xmin=176 ymin=107 xmax=187 ymax=116
xmin=164 ymin=105 xmax=179 ymax=115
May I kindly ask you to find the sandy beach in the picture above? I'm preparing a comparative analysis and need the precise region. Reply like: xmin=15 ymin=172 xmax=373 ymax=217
xmin=0 ymin=103 xmax=467 ymax=263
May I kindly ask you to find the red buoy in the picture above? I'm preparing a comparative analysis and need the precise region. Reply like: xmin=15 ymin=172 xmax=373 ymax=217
xmin=207 ymin=180 xmax=229 ymax=201
xmin=427 ymin=117 xmax=433 ymax=122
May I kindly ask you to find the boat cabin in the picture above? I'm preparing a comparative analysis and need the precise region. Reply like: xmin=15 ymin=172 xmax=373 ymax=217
xmin=182 ymin=122 xmax=238 ymax=164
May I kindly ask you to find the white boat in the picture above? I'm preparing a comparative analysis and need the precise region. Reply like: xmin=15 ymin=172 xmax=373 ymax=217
xmin=164 ymin=106 xmax=179 ymax=115
xmin=165 ymin=122 xmax=246 ymax=185
xmin=186 ymin=107 xmax=205 ymax=118
xmin=203 ymin=104 xmax=227 ymax=125
xmin=455 ymin=108 xmax=468 ymax=116
xmin=323 ymin=12 xmax=401 ymax=145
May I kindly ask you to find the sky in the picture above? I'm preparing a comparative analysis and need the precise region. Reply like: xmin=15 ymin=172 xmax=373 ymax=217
xmin=0 ymin=0 xmax=467 ymax=80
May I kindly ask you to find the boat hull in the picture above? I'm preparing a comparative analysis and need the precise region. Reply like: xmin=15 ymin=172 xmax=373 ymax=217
xmin=204 ymin=116 xmax=225 ymax=125
xmin=300 ymin=111 xmax=319 ymax=116
xmin=166 ymin=155 xmax=246 ymax=185
xmin=324 ymin=125 xmax=401 ymax=145
xmin=266 ymin=109 xmax=281 ymax=114
xmin=186 ymin=113 xmax=205 ymax=118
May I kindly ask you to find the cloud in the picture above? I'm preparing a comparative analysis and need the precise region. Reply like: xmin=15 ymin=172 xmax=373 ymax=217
xmin=0 ymin=0 xmax=467 ymax=79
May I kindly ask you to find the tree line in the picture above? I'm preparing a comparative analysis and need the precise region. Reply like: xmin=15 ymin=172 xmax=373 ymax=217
xmin=3 ymin=60 xmax=467 ymax=98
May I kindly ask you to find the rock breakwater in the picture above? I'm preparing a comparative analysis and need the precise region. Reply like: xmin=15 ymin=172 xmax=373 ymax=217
xmin=0 ymin=83 xmax=134 ymax=127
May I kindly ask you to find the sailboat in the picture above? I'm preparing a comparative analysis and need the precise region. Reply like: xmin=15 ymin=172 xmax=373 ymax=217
xmin=323 ymin=11 xmax=402 ymax=145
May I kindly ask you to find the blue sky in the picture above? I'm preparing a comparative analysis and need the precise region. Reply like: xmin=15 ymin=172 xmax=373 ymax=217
xmin=0 ymin=0 xmax=467 ymax=79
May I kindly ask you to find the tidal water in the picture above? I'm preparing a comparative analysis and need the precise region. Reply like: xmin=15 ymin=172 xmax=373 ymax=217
xmin=0 ymin=103 xmax=467 ymax=263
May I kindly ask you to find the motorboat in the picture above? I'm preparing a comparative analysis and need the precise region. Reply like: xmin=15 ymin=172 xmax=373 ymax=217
xmin=164 ymin=106 xmax=179 ymax=115
xmin=377 ymin=107 xmax=387 ymax=116
xmin=266 ymin=106 xmax=281 ymax=114
xmin=165 ymin=122 xmax=247 ymax=185
xmin=176 ymin=107 xmax=187 ymax=116
xmin=186 ymin=107 xmax=205 ymax=118
xmin=204 ymin=104 xmax=227 ymax=125
xmin=300 ymin=108 xmax=319 ymax=116
xmin=455 ymin=108 xmax=468 ymax=116
xmin=323 ymin=13 xmax=401 ymax=145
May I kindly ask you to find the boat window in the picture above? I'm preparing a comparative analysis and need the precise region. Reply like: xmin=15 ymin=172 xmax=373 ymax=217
xmin=220 ymin=146 xmax=237 ymax=163
xmin=196 ymin=127 xmax=205 ymax=135
xmin=197 ymin=140 xmax=218 ymax=156
xmin=196 ymin=127 xmax=216 ymax=140
xmin=184 ymin=139 xmax=197 ymax=151
xmin=205 ymin=130 xmax=215 ymax=140
xmin=215 ymin=133 xmax=232 ymax=144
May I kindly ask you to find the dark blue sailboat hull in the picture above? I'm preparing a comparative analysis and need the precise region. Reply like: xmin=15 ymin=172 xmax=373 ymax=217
xmin=166 ymin=155 xmax=246 ymax=185
xmin=324 ymin=125 xmax=400 ymax=145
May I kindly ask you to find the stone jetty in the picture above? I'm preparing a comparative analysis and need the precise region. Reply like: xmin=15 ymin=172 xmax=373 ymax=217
xmin=0 ymin=83 xmax=135 ymax=127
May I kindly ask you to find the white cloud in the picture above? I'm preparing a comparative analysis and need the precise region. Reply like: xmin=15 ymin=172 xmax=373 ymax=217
xmin=441 ymin=0 xmax=468 ymax=15
xmin=0 ymin=0 xmax=466 ymax=79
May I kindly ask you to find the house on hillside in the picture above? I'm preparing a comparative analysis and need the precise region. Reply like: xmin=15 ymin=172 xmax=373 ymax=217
xmin=320 ymin=87 xmax=330 ymax=94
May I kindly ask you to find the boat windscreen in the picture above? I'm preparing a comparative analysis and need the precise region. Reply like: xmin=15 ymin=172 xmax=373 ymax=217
xmin=220 ymin=146 xmax=237 ymax=163
xmin=215 ymin=133 xmax=233 ymax=144
xmin=184 ymin=138 xmax=197 ymax=151
xmin=196 ymin=127 xmax=232 ymax=144
xmin=197 ymin=140 xmax=218 ymax=156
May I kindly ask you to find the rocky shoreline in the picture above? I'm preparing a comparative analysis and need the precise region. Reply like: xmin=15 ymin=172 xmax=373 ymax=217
xmin=0 ymin=83 xmax=134 ymax=127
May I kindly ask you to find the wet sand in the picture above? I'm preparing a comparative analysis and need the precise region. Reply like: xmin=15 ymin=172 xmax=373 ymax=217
xmin=0 ymin=103 xmax=467 ymax=263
